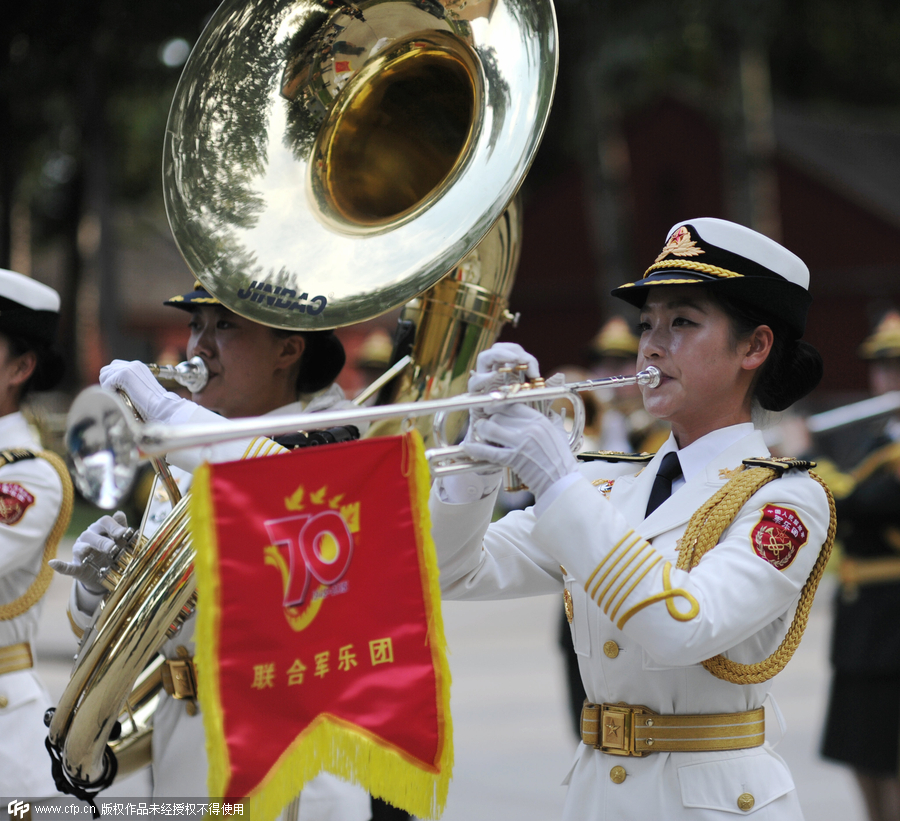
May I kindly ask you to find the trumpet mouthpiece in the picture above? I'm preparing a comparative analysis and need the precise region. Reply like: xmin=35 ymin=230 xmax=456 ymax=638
xmin=638 ymin=366 xmax=661 ymax=389
xmin=149 ymin=356 xmax=209 ymax=393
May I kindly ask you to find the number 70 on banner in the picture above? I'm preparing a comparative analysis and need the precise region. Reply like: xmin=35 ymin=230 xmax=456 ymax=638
xmin=264 ymin=512 xmax=354 ymax=607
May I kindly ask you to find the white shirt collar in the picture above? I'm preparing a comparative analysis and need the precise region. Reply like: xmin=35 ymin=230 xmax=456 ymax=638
xmin=660 ymin=422 xmax=755 ymax=485
xmin=262 ymin=383 xmax=346 ymax=417
xmin=0 ymin=411 xmax=34 ymax=448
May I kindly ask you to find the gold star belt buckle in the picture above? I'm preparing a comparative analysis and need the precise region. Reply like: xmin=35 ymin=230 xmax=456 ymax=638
xmin=582 ymin=702 xmax=655 ymax=757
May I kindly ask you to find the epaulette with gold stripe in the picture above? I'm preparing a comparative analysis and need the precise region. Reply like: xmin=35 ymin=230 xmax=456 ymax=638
xmin=0 ymin=449 xmax=38 ymax=468
xmin=578 ymin=451 xmax=655 ymax=464
xmin=741 ymin=456 xmax=817 ymax=473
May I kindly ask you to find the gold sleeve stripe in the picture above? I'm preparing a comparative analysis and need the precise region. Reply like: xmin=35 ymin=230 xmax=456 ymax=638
xmin=241 ymin=437 xmax=288 ymax=460
xmin=616 ymin=561 xmax=700 ymax=630
xmin=587 ymin=534 xmax=660 ymax=616
xmin=241 ymin=439 xmax=262 ymax=459
xmin=259 ymin=439 xmax=285 ymax=457
xmin=595 ymin=540 xmax=651 ymax=609
xmin=604 ymin=545 xmax=655 ymax=616
xmin=589 ymin=533 xmax=641 ymax=600
xmin=585 ymin=531 xmax=635 ymax=591
xmin=588 ymin=533 xmax=643 ymax=601
xmin=609 ymin=555 xmax=662 ymax=623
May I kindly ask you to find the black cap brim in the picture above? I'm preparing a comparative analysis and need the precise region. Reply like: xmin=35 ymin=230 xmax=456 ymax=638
xmin=612 ymin=271 xmax=811 ymax=339
xmin=164 ymin=288 xmax=222 ymax=311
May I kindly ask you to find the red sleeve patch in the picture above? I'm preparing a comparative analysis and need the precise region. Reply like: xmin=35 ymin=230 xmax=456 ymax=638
xmin=0 ymin=483 xmax=35 ymax=525
xmin=750 ymin=505 xmax=808 ymax=571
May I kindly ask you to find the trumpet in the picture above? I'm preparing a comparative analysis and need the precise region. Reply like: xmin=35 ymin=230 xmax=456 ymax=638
xmin=67 ymin=366 xmax=661 ymax=509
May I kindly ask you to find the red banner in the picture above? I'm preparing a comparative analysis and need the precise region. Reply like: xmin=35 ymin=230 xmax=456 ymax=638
xmin=190 ymin=432 xmax=452 ymax=819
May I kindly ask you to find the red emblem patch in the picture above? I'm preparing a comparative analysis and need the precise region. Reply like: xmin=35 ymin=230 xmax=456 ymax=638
xmin=750 ymin=505 xmax=808 ymax=571
xmin=0 ymin=483 xmax=35 ymax=525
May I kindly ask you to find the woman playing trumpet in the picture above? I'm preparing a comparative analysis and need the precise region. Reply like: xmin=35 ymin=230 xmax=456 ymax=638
xmin=429 ymin=218 xmax=831 ymax=819
xmin=52 ymin=283 xmax=370 ymax=819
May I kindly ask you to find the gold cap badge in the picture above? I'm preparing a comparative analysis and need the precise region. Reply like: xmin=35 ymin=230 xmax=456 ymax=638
xmin=654 ymin=226 xmax=705 ymax=263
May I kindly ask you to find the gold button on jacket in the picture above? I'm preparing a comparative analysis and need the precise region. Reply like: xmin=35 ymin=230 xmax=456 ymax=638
xmin=737 ymin=793 xmax=755 ymax=811
xmin=603 ymin=640 xmax=619 ymax=659
xmin=609 ymin=765 xmax=627 ymax=784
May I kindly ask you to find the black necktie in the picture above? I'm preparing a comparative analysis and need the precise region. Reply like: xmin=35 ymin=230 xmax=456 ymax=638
xmin=644 ymin=452 xmax=683 ymax=517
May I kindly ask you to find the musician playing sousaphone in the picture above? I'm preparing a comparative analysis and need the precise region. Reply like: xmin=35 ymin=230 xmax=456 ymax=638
xmin=51 ymin=283 xmax=370 ymax=818
xmin=820 ymin=309 xmax=900 ymax=821
xmin=427 ymin=218 xmax=835 ymax=819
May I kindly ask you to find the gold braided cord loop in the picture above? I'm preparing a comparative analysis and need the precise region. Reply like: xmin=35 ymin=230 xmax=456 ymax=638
xmin=643 ymin=260 xmax=744 ymax=280
xmin=676 ymin=467 xmax=836 ymax=685
xmin=0 ymin=450 xmax=74 ymax=621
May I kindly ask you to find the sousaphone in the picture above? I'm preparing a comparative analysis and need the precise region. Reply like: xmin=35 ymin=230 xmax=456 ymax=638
xmin=48 ymin=0 xmax=558 ymax=797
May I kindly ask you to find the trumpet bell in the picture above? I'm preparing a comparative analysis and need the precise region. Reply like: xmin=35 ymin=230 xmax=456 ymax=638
xmin=163 ymin=0 xmax=558 ymax=330
xmin=66 ymin=387 xmax=142 ymax=509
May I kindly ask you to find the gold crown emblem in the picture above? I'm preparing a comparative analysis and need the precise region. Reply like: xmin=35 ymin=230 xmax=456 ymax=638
xmin=654 ymin=226 xmax=705 ymax=264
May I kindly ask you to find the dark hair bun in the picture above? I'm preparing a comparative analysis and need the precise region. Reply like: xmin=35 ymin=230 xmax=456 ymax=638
xmin=30 ymin=346 xmax=66 ymax=392
xmin=757 ymin=339 xmax=823 ymax=412
xmin=296 ymin=332 xmax=346 ymax=394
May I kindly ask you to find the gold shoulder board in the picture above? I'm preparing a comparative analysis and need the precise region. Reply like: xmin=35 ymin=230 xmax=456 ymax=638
xmin=0 ymin=449 xmax=38 ymax=468
xmin=578 ymin=451 xmax=655 ymax=464
xmin=741 ymin=456 xmax=817 ymax=473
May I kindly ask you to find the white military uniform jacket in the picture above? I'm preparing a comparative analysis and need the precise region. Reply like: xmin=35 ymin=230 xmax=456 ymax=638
xmin=71 ymin=386 xmax=371 ymax=819
xmin=0 ymin=411 xmax=64 ymax=797
xmin=430 ymin=424 xmax=830 ymax=820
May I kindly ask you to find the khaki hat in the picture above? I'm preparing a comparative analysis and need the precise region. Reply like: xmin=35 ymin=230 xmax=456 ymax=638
xmin=859 ymin=310 xmax=900 ymax=360
xmin=356 ymin=328 xmax=392 ymax=369
xmin=588 ymin=316 xmax=639 ymax=361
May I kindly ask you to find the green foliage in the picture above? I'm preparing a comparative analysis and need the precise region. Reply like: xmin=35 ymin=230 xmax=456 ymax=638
xmin=6 ymin=0 xmax=900 ymax=239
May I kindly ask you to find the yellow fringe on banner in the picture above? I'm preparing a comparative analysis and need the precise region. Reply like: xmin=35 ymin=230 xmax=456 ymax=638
xmin=190 ymin=464 xmax=232 ymax=799
xmin=190 ymin=432 xmax=454 ymax=820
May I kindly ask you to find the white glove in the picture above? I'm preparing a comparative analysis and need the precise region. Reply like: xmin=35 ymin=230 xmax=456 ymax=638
xmin=100 ymin=360 xmax=194 ymax=423
xmin=463 ymin=402 xmax=579 ymax=499
xmin=465 ymin=341 xmax=542 ymax=460
xmin=50 ymin=511 xmax=131 ymax=594
xmin=467 ymin=342 xmax=541 ymax=395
